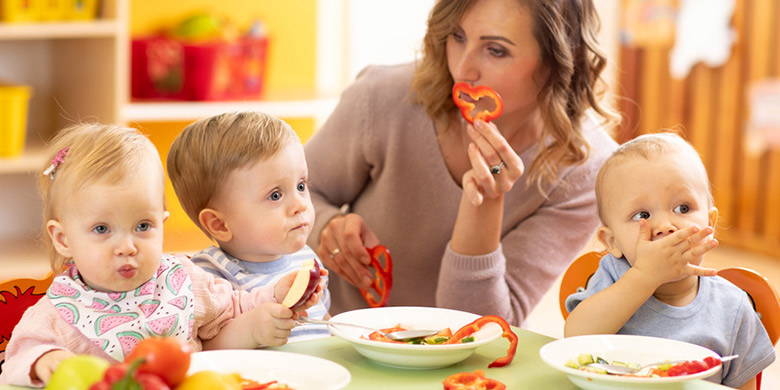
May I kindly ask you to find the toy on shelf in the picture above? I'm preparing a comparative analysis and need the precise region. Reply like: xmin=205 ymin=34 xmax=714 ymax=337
xmin=131 ymin=14 xmax=269 ymax=102
xmin=0 ymin=84 xmax=31 ymax=159
xmin=0 ymin=0 xmax=99 ymax=23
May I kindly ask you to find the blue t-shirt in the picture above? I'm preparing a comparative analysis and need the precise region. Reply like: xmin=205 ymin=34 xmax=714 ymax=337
xmin=565 ymin=254 xmax=775 ymax=387
xmin=191 ymin=246 xmax=331 ymax=340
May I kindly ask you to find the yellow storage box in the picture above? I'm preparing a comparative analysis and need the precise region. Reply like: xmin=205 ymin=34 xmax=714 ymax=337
xmin=0 ymin=0 xmax=39 ymax=23
xmin=0 ymin=85 xmax=32 ymax=158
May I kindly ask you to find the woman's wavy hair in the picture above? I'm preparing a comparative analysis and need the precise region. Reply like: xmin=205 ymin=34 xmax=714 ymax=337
xmin=412 ymin=0 xmax=620 ymax=192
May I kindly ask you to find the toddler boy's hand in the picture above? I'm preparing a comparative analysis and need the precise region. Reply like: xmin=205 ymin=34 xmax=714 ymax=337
xmin=633 ymin=220 xmax=718 ymax=286
xmin=251 ymin=302 xmax=295 ymax=347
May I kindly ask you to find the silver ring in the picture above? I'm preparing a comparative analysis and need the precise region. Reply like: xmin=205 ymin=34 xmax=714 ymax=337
xmin=330 ymin=248 xmax=341 ymax=258
xmin=490 ymin=161 xmax=506 ymax=175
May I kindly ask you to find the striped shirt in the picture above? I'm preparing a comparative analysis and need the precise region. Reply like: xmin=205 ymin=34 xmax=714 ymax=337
xmin=190 ymin=246 xmax=331 ymax=341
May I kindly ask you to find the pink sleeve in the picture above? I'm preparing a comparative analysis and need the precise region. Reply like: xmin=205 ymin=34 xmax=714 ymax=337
xmin=436 ymin=164 xmax=603 ymax=326
xmin=0 ymin=299 xmax=68 ymax=387
xmin=180 ymin=258 xmax=275 ymax=342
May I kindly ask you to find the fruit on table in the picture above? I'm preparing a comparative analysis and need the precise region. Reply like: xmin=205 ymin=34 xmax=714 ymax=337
xmin=176 ymin=371 xmax=242 ymax=390
xmin=442 ymin=370 xmax=506 ymax=390
xmin=281 ymin=259 xmax=321 ymax=310
xmin=46 ymin=355 xmax=109 ymax=390
xmin=124 ymin=337 xmax=192 ymax=387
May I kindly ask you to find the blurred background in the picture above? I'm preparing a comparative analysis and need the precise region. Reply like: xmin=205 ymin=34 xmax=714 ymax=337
xmin=0 ymin=0 xmax=778 ymax=384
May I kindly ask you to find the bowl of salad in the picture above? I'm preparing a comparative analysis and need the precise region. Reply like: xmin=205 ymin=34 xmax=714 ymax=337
xmin=328 ymin=306 xmax=503 ymax=369
xmin=539 ymin=334 xmax=724 ymax=390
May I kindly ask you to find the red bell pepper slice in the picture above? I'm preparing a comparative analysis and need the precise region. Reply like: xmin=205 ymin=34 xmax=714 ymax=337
xmin=446 ymin=315 xmax=518 ymax=368
xmin=367 ymin=325 xmax=406 ymax=343
xmin=442 ymin=370 xmax=507 ymax=390
xmin=359 ymin=245 xmax=393 ymax=308
xmin=452 ymin=82 xmax=504 ymax=124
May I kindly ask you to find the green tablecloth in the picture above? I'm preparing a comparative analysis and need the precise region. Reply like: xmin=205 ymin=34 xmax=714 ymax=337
xmin=269 ymin=328 xmax=730 ymax=389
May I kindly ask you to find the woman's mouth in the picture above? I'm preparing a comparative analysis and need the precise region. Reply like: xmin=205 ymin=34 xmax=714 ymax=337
xmin=118 ymin=265 xmax=137 ymax=279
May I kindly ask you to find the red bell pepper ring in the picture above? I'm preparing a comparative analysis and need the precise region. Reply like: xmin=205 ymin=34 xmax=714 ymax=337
xmin=446 ymin=315 xmax=518 ymax=368
xmin=359 ymin=245 xmax=393 ymax=308
xmin=442 ymin=369 xmax=507 ymax=390
xmin=366 ymin=325 xmax=406 ymax=343
xmin=452 ymin=82 xmax=504 ymax=124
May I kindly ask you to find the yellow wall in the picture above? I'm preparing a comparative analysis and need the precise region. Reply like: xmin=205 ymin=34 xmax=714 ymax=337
xmin=129 ymin=0 xmax=317 ymax=94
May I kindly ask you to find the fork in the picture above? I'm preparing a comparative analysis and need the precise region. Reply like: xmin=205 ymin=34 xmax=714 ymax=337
xmin=586 ymin=354 xmax=738 ymax=375
xmin=296 ymin=317 xmax=439 ymax=340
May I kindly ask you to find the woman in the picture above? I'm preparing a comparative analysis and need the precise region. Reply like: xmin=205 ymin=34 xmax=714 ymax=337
xmin=305 ymin=0 xmax=619 ymax=325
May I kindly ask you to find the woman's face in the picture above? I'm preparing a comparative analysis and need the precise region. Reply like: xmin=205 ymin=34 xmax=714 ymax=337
xmin=446 ymin=0 xmax=545 ymax=119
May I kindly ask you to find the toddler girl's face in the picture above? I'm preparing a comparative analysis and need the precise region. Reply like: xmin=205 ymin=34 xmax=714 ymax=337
xmin=212 ymin=140 xmax=315 ymax=262
xmin=599 ymin=151 xmax=717 ymax=264
xmin=51 ymin=159 xmax=166 ymax=292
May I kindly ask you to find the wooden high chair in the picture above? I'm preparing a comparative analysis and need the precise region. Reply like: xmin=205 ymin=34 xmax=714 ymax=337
xmin=558 ymin=251 xmax=780 ymax=390
xmin=0 ymin=273 xmax=54 ymax=373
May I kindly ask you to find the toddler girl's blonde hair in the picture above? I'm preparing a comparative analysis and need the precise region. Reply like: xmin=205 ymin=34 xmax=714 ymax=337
xmin=167 ymin=111 xmax=297 ymax=236
xmin=38 ymin=123 xmax=161 ymax=272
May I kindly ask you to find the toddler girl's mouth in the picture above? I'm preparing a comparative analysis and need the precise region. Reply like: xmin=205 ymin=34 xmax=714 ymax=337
xmin=118 ymin=265 xmax=137 ymax=279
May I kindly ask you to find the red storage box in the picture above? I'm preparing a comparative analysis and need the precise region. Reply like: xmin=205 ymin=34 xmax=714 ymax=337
xmin=131 ymin=35 xmax=269 ymax=101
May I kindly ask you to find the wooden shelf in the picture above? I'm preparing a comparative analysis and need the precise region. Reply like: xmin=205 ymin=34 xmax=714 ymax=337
xmin=0 ymin=146 xmax=46 ymax=175
xmin=0 ymin=20 xmax=119 ymax=40
xmin=123 ymin=97 xmax=339 ymax=122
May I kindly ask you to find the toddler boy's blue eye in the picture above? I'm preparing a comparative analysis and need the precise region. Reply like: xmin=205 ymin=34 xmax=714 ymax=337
xmin=136 ymin=222 xmax=151 ymax=232
xmin=93 ymin=225 xmax=109 ymax=234
xmin=268 ymin=191 xmax=282 ymax=201
xmin=297 ymin=182 xmax=306 ymax=192
xmin=674 ymin=204 xmax=690 ymax=214
xmin=631 ymin=211 xmax=651 ymax=221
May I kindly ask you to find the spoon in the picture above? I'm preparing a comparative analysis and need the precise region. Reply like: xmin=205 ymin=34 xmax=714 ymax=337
xmin=586 ymin=354 xmax=738 ymax=376
xmin=296 ymin=317 xmax=439 ymax=341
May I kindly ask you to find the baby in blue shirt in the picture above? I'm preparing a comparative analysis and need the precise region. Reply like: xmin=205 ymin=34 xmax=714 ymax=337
xmin=167 ymin=111 xmax=331 ymax=341
xmin=565 ymin=133 xmax=775 ymax=389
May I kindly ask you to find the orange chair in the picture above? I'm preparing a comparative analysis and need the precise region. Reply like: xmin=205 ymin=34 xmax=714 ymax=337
xmin=558 ymin=251 xmax=605 ymax=319
xmin=717 ymin=267 xmax=780 ymax=390
xmin=0 ymin=273 xmax=54 ymax=373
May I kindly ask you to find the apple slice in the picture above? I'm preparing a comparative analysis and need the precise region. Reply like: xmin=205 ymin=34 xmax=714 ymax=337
xmin=282 ymin=259 xmax=321 ymax=310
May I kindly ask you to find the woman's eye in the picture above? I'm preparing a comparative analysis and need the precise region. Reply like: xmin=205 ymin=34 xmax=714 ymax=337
xmin=297 ymin=182 xmax=306 ymax=192
xmin=136 ymin=222 xmax=151 ymax=232
xmin=488 ymin=46 xmax=507 ymax=58
xmin=268 ymin=191 xmax=282 ymax=201
xmin=92 ymin=225 xmax=109 ymax=234
xmin=451 ymin=31 xmax=465 ymax=43
xmin=674 ymin=204 xmax=691 ymax=214
xmin=631 ymin=211 xmax=651 ymax=221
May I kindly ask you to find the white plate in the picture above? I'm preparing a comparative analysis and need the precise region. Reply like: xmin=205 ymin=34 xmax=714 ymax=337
xmin=329 ymin=306 xmax=502 ymax=369
xmin=188 ymin=350 xmax=351 ymax=390
xmin=539 ymin=335 xmax=722 ymax=390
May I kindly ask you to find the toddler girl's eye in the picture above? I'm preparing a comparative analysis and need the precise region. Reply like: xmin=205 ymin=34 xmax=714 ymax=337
xmin=674 ymin=204 xmax=691 ymax=214
xmin=297 ymin=182 xmax=306 ymax=192
xmin=268 ymin=190 xmax=282 ymax=201
xmin=136 ymin=222 xmax=151 ymax=232
xmin=92 ymin=225 xmax=109 ymax=234
xmin=631 ymin=211 xmax=651 ymax=221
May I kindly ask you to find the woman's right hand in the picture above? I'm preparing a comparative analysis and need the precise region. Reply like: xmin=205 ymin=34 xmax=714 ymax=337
xmin=316 ymin=213 xmax=379 ymax=289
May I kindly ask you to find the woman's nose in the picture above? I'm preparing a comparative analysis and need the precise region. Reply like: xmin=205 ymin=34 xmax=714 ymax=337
xmin=451 ymin=49 xmax=480 ymax=84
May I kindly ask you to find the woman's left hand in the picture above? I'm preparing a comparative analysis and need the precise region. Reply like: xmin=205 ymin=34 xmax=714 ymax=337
xmin=463 ymin=120 xmax=524 ymax=206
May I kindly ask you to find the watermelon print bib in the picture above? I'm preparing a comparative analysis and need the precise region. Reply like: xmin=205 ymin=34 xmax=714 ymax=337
xmin=47 ymin=255 xmax=195 ymax=361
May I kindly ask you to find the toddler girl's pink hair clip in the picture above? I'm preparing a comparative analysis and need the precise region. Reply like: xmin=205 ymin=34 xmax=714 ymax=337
xmin=42 ymin=147 xmax=70 ymax=180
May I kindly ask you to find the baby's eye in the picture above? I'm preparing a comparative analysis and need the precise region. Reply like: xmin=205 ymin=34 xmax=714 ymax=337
xmin=268 ymin=190 xmax=282 ymax=201
xmin=297 ymin=182 xmax=306 ymax=192
xmin=92 ymin=225 xmax=110 ymax=234
xmin=674 ymin=204 xmax=691 ymax=214
xmin=631 ymin=211 xmax=651 ymax=221
xmin=136 ymin=222 xmax=152 ymax=232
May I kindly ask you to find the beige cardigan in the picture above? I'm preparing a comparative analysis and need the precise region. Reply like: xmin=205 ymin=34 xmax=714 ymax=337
xmin=305 ymin=63 xmax=617 ymax=325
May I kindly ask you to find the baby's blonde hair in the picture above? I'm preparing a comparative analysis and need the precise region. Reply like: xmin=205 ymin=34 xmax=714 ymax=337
xmin=167 ymin=111 xmax=297 ymax=236
xmin=595 ymin=132 xmax=713 ymax=223
xmin=39 ymin=123 xmax=161 ymax=272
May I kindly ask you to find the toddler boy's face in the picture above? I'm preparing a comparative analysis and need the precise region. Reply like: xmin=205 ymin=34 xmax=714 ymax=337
xmin=211 ymin=140 xmax=315 ymax=262
xmin=598 ymin=150 xmax=717 ymax=265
